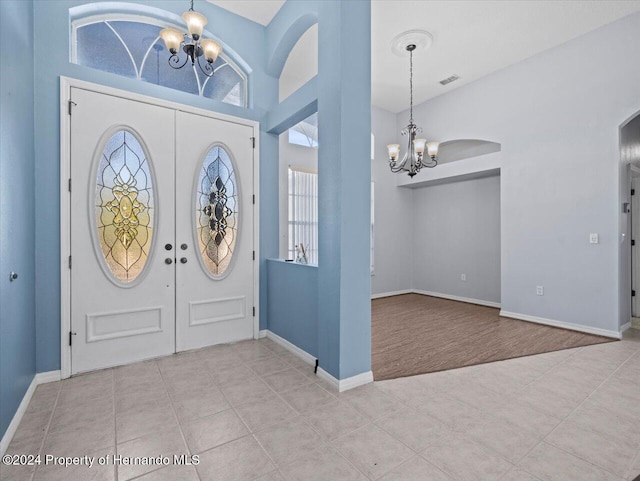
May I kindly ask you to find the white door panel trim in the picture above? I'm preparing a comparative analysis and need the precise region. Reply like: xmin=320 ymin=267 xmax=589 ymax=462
xmin=188 ymin=296 xmax=246 ymax=326
xmin=60 ymin=76 xmax=260 ymax=379
xmin=86 ymin=306 xmax=164 ymax=342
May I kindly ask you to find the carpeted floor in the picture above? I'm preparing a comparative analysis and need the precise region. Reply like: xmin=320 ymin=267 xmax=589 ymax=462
xmin=371 ymin=293 xmax=615 ymax=380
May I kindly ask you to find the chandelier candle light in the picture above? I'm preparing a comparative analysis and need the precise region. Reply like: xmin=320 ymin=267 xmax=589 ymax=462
xmin=159 ymin=0 xmax=222 ymax=77
xmin=387 ymin=43 xmax=439 ymax=177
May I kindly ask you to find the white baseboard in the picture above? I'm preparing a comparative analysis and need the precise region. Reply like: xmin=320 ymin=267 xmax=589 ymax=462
xmin=0 ymin=370 xmax=61 ymax=456
xmin=500 ymin=311 xmax=621 ymax=339
xmin=371 ymin=289 xmax=413 ymax=300
xmin=265 ymin=331 xmax=373 ymax=392
xmin=413 ymin=290 xmax=501 ymax=308
xmin=317 ymin=368 xmax=374 ymax=392
xmin=36 ymin=370 xmax=61 ymax=384
xmin=621 ymin=322 xmax=632 ymax=333
xmin=258 ymin=330 xmax=267 ymax=339
xmin=265 ymin=330 xmax=316 ymax=365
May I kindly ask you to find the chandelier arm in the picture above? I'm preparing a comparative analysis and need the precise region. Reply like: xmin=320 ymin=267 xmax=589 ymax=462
xmin=168 ymin=51 xmax=190 ymax=70
xmin=196 ymin=53 xmax=215 ymax=77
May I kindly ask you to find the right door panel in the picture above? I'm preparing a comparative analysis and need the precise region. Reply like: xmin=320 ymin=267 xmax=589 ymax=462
xmin=175 ymin=111 xmax=255 ymax=351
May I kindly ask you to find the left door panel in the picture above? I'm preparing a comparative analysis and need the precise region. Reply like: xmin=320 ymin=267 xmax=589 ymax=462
xmin=70 ymin=87 xmax=175 ymax=374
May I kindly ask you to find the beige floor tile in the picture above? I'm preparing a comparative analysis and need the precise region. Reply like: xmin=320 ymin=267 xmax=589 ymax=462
xmin=26 ymin=382 xmax=61 ymax=414
xmin=211 ymin=365 xmax=259 ymax=387
xmin=0 ymin=462 xmax=36 ymax=481
xmin=519 ymin=442 xmax=622 ymax=481
xmin=545 ymin=421 xmax=637 ymax=477
xmin=116 ymin=403 xmax=178 ymax=443
xmin=234 ymin=393 xmax=297 ymax=432
xmin=48 ymin=396 xmax=113 ymax=434
xmin=9 ymin=409 xmax=52 ymax=445
xmin=567 ymin=401 xmax=640 ymax=448
xmin=182 ymin=409 xmax=249 ymax=454
xmin=32 ymin=447 xmax=114 ymax=481
xmin=490 ymin=401 xmax=561 ymax=438
xmin=303 ymin=400 xmax=369 ymax=441
xmin=43 ymin=422 xmax=114 ymax=457
xmin=232 ymin=341 xmax=274 ymax=362
xmin=221 ymin=377 xmax=275 ymax=407
xmin=625 ymin=452 xmax=640 ymax=480
xmin=134 ymin=464 xmax=199 ymax=481
xmin=262 ymin=368 xmax=312 ymax=393
xmin=258 ymin=338 xmax=290 ymax=356
xmin=512 ymin=384 xmax=579 ymax=419
xmin=254 ymin=417 xmax=326 ymax=466
xmin=500 ymin=467 xmax=543 ymax=481
xmin=339 ymin=384 xmax=404 ymax=421
xmin=332 ymin=424 xmax=414 ymax=480
xmin=416 ymin=392 xmax=488 ymax=433
xmin=171 ymin=385 xmax=230 ymax=422
xmin=117 ymin=427 xmax=188 ymax=481
xmin=464 ymin=414 xmax=544 ymax=463
xmin=378 ymin=455 xmax=455 ymax=481
xmin=279 ymin=382 xmax=336 ymax=413
xmin=279 ymin=446 xmax=366 ymax=481
xmin=6 ymin=431 xmax=46 ymax=457
xmin=116 ymin=388 xmax=172 ymax=414
xmin=375 ymin=408 xmax=444 ymax=452
xmin=248 ymin=356 xmax=290 ymax=377
xmin=56 ymin=381 xmax=113 ymax=408
xmin=421 ymin=429 xmax=513 ymax=481
xmin=196 ymin=435 xmax=275 ymax=481
xmin=255 ymin=471 xmax=287 ymax=481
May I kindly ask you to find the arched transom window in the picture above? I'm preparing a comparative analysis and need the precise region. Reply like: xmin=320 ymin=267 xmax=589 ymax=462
xmin=71 ymin=15 xmax=247 ymax=107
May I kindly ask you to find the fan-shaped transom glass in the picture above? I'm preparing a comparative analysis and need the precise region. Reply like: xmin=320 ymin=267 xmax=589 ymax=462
xmin=95 ymin=130 xmax=154 ymax=283
xmin=73 ymin=18 xmax=246 ymax=107
xmin=196 ymin=145 xmax=239 ymax=277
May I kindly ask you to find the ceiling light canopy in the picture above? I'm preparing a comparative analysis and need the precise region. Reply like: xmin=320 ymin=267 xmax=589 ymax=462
xmin=159 ymin=0 xmax=222 ymax=77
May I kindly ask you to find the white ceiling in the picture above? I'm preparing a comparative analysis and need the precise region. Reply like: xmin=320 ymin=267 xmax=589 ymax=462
xmin=207 ymin=0 xmax=285 ymax=26
xmin=208 ymin=0 xmax=640 ymax=112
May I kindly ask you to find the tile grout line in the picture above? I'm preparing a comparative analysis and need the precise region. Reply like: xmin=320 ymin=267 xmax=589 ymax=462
xmin=154 ymin=358 xmax=204 ymax=481
xmin=513 ymin=342 xmax=640 ymax=477
xmin=29 ymin=380 xmax=63 ymax=481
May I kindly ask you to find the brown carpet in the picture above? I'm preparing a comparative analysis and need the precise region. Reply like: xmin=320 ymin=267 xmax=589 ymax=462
xmin=372 ymin=293 xmax=615 ymax=381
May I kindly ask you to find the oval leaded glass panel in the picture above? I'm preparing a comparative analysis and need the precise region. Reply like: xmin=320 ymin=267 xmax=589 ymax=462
xmin=196 ymin=145 xmax=239 ymax=277
xmin=95 ymin=130 xmax=154 ymax=283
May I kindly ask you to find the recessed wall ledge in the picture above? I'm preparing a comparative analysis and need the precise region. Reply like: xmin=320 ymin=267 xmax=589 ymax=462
xmin=397 ymin=139 xmax=501 ymax=188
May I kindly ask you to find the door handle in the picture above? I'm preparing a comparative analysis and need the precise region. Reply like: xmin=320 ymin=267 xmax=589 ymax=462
xmin=165 ymin=258 xmax=173 ymax=265
xmin=9 ymin=271 xmax=18 ymax=281
xmin=180 ymin=257 xmax=188 ymax=264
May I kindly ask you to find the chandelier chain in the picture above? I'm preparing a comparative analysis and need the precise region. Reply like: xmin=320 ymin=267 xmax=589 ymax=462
xmin=409 ymin=48 xmax=413 ymax=124
xmin=190 ymin=0 xmax=194 ymax=11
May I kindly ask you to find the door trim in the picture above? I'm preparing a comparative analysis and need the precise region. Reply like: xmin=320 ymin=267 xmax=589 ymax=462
xmin=60 ymin=76 xmax=260 ymax=379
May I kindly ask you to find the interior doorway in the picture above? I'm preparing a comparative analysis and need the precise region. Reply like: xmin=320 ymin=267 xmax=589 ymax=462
xmin=62 ymin=80 xmax=258 ymax=375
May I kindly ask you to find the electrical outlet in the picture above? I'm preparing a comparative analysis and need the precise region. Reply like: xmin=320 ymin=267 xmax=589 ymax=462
xmin=589 ymin=233 xmax=599 ymax=244
xmin=461 ymin=274 xmax=466 ymax=281
xmin=536 ymin=285 xmax=544 ymax=296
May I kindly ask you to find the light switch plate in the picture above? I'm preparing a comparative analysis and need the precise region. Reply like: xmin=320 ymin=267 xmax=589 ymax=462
xmin=590 ymin=233 xmax=599 ymax=244
xmin=536 ymin=286 xmax=544 ymax=296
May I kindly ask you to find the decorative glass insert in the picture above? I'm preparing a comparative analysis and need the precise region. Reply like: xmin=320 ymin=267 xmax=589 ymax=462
xmin=73 ymin=18 xmax=246 ymax=106
xmin=196 ymin=146 xmax=239 ymax=277
xmin=95 ymin=130 xmax=154 ymax=283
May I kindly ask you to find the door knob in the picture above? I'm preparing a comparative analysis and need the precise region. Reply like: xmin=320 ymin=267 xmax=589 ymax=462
xmin=181 ymin=244 xmax=188 ymax=250
xmin=9 ymin=271 xmax=18 ymax=281
xmin=180 ymin=257 xmax=188 ymax=264
xmin=165 ymin=243 xmax=173 ymax=251
xmin=165 ymin=258 xmax=173 ymax=265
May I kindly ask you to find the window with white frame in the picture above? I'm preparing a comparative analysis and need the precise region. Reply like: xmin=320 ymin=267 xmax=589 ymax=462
xmin=288 ymin=168 xmax=318 ymax=264
xmin=71 ymin=15 xmax=247 ymax=106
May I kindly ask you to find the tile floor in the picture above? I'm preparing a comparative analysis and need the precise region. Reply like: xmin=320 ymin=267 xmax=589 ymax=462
xmin=2 ymin=330 xmax=639 ymax=481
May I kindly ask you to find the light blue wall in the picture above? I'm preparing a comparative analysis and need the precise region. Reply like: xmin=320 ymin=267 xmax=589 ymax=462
xmin=32 ymin=0 xmax=277 ymax=372
xmin=0 ymin=0 xmax=36 ymax=439
xmin=266 ymin=260 xmax=318 ymax=357
xmin=264 ymin=0 xmax=372 ymax=380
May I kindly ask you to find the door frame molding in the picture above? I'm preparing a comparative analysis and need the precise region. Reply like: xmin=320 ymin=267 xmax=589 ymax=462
xmin=60 ymin=76 xmax=260 ymax=379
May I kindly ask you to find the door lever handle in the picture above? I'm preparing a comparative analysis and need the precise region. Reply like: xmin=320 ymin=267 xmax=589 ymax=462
xmin=9 ymin=271 xmax=18 ymax=281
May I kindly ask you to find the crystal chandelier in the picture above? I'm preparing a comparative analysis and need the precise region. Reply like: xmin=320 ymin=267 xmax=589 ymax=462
xmin=159 ymin=0 xmax=222 ymax=78
xmin=387 ymin=44 xmax=439 ymax=177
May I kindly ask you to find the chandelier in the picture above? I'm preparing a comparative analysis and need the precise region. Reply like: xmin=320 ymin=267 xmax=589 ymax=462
xmin=387 ymin=44 xmax=439 ymax=177
xmin=159 ymin=0 xmax=222 ymax=78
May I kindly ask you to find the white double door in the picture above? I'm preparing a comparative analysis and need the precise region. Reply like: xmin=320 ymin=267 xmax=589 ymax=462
xmin=69 ymin=87 xmax=255 ymax=374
